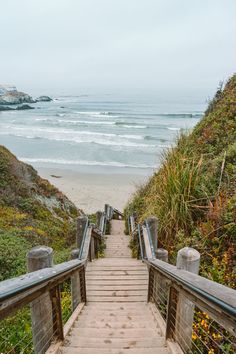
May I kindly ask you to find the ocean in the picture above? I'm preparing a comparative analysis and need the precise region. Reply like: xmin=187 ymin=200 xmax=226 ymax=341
xmin=0 ymin=94 xmax=205 ymax=175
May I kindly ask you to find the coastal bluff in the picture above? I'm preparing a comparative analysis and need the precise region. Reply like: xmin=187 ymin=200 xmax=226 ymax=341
xmin=0 ymin=84 xmax=52 ymax=106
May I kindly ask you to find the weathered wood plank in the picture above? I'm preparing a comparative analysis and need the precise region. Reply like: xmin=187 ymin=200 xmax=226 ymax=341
xmin=86 ymin=275 xmax=148 ymax=280
xmin=86 ymin=285 xmax=147 ymax=290
xmin=74 ymin=320 xmax=158 ymax=329
xmin=0 ymin=259 xmax=85 ymax=320
xmin=61 ymin=348 xmax=169 ymax=354
xmin=81 ymin=308 xmax=150 ymax=316
xmin=86 ymin=272 xmax=148 ymax=276
xmin=74 ymin=311 xmax=154 ymax=327
xmin=86 ymin=280 xmax=148 ymax=285
xmin=87 ymin=290 xmax=147 ymax=296
xmin=149 ymin=259 xmax=236 ymax=310
xmin=142 ymin=226 xmax=153 ymax=260
xmin=87 ymin=296 xmax=147 ymax=302
xmin=69 ymin=328 xmax=161 ymax=338
xmin=58 ymin=220 xmax=171 ymax=354
xmin=64 ymin=337 xmax=166 ymax=348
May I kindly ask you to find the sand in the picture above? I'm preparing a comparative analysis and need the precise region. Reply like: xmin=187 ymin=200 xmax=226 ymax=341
xmin=37 ymin=166 xmax=151 ymax=214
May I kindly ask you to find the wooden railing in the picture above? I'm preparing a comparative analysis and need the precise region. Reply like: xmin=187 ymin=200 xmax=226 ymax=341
xmin=128 ymin=214 xmax=236 ymax=354
xmin=0 ymin=204 xmax=117 ymax=354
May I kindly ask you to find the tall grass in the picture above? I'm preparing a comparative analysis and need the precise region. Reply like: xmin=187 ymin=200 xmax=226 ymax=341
xmin=126 ymin=134 xmax=209 ymax=248
xmin=153 ymin=145 xmax=207 ymax=246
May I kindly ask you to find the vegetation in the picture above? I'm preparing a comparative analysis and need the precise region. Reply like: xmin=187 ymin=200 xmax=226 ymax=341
xmin=0 ymin=145 xmax=80 ymax=279
xmin=125 ymin=74 xmax=236 ymax=288
xmin=0 ymin=146 xmax=81 ymax=353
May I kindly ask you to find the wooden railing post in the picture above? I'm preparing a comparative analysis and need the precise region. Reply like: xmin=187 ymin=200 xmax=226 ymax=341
xmin=174 ymin=247 xmax=200 ymax=351
xmin=130 ymin=215 xmax=135 ymax=236
xmin=96 ymin=210 xmax=103 ymax=230
xmin=104 ymin=204 xmax=109 ymax=219
xmin=156 ymin=248 xmax=168 ymax=262
xmin=79 ymin=267 xmax=87 ymax=303
xmin=146 ymin=216 xmax=158 ymax=253
xmin=71 ymin=249 xmax=81 ymax=310
xmin=89 ymin=224 xmax=96 ymax=261
xmin=155 ymin=248 xmax=169 ymax=312
xmin=76 ymin=216 xmax=87 ymax=249
xmin=27 ymin=246 xmax=56 ymax=354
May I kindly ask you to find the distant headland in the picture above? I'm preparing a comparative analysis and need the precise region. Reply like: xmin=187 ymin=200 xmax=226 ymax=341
xmin=0 ymin=85 xmax=52 ymax=111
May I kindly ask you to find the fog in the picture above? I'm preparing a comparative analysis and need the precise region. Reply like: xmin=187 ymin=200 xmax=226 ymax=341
xmin=0 ymin=0 xmax=235 ymax=97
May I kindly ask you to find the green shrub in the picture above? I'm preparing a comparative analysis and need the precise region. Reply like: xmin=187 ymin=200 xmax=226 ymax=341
xmin=0 ymin=230 xmax=31 ymax=280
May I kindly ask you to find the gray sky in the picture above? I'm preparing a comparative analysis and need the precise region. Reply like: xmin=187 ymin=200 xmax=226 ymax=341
xmin=0 ymin=0 xmax=235 ymax=97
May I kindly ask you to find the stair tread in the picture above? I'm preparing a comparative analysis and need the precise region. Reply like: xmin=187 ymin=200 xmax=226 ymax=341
xmin=58 ymin=220 xmax=169 ymax=354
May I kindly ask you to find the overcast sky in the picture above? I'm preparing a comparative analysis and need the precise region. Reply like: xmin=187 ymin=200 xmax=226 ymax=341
xmin=0 ymin=0 xmax=235 ymax=97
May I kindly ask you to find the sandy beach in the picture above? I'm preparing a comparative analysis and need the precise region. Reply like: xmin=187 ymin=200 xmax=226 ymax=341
xmin=37 ymin=166 xmax=151 ymax=214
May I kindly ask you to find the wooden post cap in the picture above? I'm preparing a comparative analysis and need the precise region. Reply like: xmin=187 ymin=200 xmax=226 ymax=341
xmin=27 ymin=246 xmax=53 ymax=272
xmin=156 ymin=248 xmax=168 ymax=262
xmin=71 ymin=249 xmax=80 ymax=259
xmin=177 ymin=247 xmax=200 ymax=274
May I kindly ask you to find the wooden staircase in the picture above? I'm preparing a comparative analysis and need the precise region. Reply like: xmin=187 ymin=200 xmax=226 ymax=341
xmin=59 ymin=220 xmax=170 ymax=354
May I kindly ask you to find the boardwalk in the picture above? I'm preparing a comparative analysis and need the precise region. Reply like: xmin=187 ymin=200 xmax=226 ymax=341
xmin=59 ymin=220 xmax=170 ymax=353
xmin=0 ymin=207 xmax=235 ymax=354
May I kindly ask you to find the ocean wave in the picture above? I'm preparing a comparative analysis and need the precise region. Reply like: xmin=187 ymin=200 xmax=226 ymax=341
xmin=118 ymin=134 xmax=143 ymax=140
xmin=76 ymin=111 xmax=120 ymax=118
xmin=20 ymin=157 xmax=156 ymax=169
xmin=57 ymin=119 xmax=116 ymax=126
xmin=1 ymin=130 xmax=157 ymax=149
xmin=167 ymin=127 xmax=181 ymax=131
xmin=115 ymin=122 xmax=147 ymax=129
xmin=77 ymin=111 xmax=111 ymax=115
xmin=157 ymin=113 xmax=203 ymax=118
xmin=35 ymin=117 xmax=116 ymax=126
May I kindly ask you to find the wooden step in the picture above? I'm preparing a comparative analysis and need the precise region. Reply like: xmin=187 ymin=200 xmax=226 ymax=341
xmin=86 ymin=271 xmax=148 ymax=275
xmin=86 ymin=280 xmax=148 ymax=285
xmin=81 ymin=308 xmax=150 ymax=316
xmin=74 ymin=320 xmax=158 ymax=329
xmin=76 ymin=313 xmax=154 ymax=321
xmin=58 ymin=220 xmax=170 ymax=354
xmin=69 ymin=328 xmax=161 ymax=338
xmin=86 ymin=275 xmax=147 ymax=280
xmin=63 ymin=337 xmax=166 ymax=348
xmin=84 ymin=302 xmax=150 ymax=309
xmin=87 ymin=296 xmax=146 ymax=302
xmin=86 ymin=285 xmax=148 ymax=290
xmin=87 ymin=290 xmax=147 ymax=296
xmin=61 ymin=348 xmax=169 ymax=354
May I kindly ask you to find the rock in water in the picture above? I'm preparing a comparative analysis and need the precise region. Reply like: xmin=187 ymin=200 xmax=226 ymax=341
xmin=36 ymin=95 xmax=52 ymax=102
xmin=0 ymin=106 xmax=13 ymax=111
xmin=0 ymin=104 xmax=34 ymax=111
xmin=16 ymin=104 xmax=35 ymax=110
xmin=0 ymin=91 xmax=35 ymax=105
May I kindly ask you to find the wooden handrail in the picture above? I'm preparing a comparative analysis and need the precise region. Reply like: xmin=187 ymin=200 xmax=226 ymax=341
xmin=128 ymin=214 xmax=236 ymax=353
xmin=149 ymin=258 xmax=236 ymax=317
xmin=0 ymin=259 xmax=86 ymax=320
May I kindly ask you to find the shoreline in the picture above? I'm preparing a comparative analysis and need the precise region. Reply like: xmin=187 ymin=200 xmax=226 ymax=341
xmin=37 ymin=165 xmax=151 ymax=214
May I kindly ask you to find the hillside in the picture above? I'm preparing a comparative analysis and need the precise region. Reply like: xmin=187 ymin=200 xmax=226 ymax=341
xmin=125 ymin=74 xmax=236 ymax=288
xmin=0 ymin=146 xmax=80 ymax=280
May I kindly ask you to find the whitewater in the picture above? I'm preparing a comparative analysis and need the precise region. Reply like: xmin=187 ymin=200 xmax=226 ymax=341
xmin=0 ymin=94 xmax=205 ymax=173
